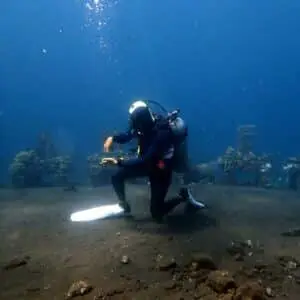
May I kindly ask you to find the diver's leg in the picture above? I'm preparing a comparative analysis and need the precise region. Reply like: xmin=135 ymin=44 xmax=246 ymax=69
xmin=149 ymin=168 xmax=172 ymax=222
xmin=111 ymin=165 xmax=147 ymax=213
xmin=173 ymin=139 xmax=206 ymax=210
xmin=179 ymin=166 xmax=207 ymax=211
xmin=149 ymin=168 xmax=187 ymax=222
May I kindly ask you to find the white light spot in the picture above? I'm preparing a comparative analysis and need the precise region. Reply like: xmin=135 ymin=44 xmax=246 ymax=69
xmin=70 ymin=204 xmax=124 ymax=222
xmin=42 ymin=48 xmax=47 ymax=54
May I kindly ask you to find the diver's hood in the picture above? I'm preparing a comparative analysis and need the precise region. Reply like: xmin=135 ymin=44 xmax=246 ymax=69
xmin=129 ymin=100 xmax=155 ymax=133
xmin=129 ymin=100 xmax=148 ymax=114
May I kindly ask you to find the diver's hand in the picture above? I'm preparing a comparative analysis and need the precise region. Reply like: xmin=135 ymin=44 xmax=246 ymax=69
xmin=104 ymin=136 xmax=113 ymax=152
xmin=100 ymin=157 xmax=118 ymax=166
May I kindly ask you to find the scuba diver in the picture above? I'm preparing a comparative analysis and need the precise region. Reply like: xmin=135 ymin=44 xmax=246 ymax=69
xmin=102 ymin=100 xmax=204 ymax=223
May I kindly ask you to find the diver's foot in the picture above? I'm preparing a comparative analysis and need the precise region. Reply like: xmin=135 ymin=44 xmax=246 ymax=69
xmin=179 ymin=187 xmax=206 ymax=213
xmin=119 ymin=201 xmax=131 ymax=214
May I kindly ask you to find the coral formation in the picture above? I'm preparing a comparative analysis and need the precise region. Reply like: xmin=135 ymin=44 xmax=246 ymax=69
xmin=9 ymin=133 xmax=72 ymax=188
xmin=215 ymin=125 xmax=272 ymax=187
xmin=9 ymin=150 xmax=43 ymax=188
xmin=283 ymin=157 xmax=300 ymax=190
xmin=218 ymin=146 xmax=272 ymax=187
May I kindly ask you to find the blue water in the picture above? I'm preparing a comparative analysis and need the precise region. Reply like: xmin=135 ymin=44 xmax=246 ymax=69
xmin=1 ymin=0 xmax=300 ymax=183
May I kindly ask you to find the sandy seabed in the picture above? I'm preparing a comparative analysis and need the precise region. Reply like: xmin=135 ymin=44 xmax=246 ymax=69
xmin=1 ymin=184 xmax=300 ymax=299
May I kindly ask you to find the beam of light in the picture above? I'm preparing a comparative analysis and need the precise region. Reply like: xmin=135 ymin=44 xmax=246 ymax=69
xmin=70 ymin=204 xmax=124 ymax=222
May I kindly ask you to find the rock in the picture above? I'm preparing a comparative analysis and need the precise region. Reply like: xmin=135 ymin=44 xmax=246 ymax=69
xmin=120 ymin=255 xmax=130 ymax=264
xmin=207 ymin=270 xmax=236 ymax=293
xmin=189 ymin=269 xmax=209 ymax=283
xmin=220 ymin=294 xmax=234 ymax=300
xmin=281 ymin=228 xmax=300 ymax=237
xmin=182 ymin=277 xmax=197 ymax=291
xmin=287 ymin=260 xmax=297 ymax=270
xmin=265 ymin=287 xmax=273 ymax=297
xmin=234 ymin=253 xmax=244 ymax=261
xmin=234 ymin=281 xmax=266 ymax=300
xmin=173 ymin=273 xmax=184 ymax=281
xmin=254 ymin=260 xmax=268 ymax=270
xmin=66 ymin=280 xmax=93 ymax=299
xmin=190 ymin=253 xmax=217 ymax=270
xmin=290 ymin=269 xmax=300 ymax=285
xmin=105 ymin=287 xmax=125 ymax=296
xmin=227 ymin=241 xmax=247 ymax=257
xmin=156 ymin=255 xmax=177 ymax=271
xmin=190 ymin=261 xmax=199 ymax=271
xmin=134 ymin=279 xmax=148 ymax=291
xmin=163 ymin=280 xmax=178 ymax=290
xmin=3 ymin=256 xmax=30 ymax=270
xmin=276 ymin=255 xmax=299 ymax=267
xmin=245 ymin=240 xmax=253 ymax=248
xmin=193 ymin=283 xmax=217 ymax=299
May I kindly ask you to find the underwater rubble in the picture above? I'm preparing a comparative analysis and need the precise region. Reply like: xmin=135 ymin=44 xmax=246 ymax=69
xmin=4 ymin=246 xmax=300 ymax=299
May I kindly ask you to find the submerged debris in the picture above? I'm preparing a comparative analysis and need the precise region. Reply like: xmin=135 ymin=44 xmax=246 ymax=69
xmin=189 ymin=253 xmax=217 ymax=270
xmin=65 ymin=280 xmax=93 ymax=299
xmin=120 ymin=255 xmax=130 ymax=264
xmin=156 ymin=255 xmax=177 ymax=271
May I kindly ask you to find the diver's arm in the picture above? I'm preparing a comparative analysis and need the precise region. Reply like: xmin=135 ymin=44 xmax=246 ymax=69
xmin=119 ymin=130 xmax=169 ymax=167
xmin=113 ymin=129 xmax=134 ymax=144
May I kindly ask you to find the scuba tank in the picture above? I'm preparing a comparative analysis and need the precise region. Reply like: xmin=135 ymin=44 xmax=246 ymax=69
xmin=167 ymin=109 xmax=188 ymax=143
xmin=145 ymin=101 xmax=188 ymax=143
xmin=147 ymin=103 xmax=188 ymax=173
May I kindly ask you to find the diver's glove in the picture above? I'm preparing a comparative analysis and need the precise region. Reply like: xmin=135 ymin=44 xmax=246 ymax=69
xmin=100 ymin=157 xmax=118 ymax=166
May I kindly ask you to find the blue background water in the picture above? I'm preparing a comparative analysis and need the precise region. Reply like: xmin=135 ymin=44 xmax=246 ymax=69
xmin=1 ymin=0 xmax=300 ymax=183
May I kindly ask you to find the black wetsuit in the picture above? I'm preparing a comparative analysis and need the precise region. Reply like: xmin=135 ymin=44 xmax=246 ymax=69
xmin=111 ymin=119 xmax=186 ymax=222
